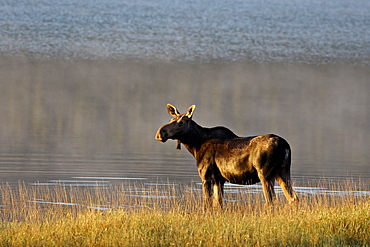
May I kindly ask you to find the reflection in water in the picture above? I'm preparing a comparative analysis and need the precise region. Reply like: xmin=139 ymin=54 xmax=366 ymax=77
xmin=0 ymin=56 xmax=369 ymax=187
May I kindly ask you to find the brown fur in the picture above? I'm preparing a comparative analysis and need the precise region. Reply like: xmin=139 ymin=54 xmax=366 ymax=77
xmin=155 ymin=104 xmax=298 ymax=210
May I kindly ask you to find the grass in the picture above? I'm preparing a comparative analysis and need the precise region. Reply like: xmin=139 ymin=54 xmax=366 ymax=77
xmin=0 ymin=180 xmax=369 ymax=246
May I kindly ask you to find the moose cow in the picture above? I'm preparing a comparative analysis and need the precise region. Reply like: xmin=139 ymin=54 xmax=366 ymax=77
xmin=155 ymin=104 xmax=298 ymax=209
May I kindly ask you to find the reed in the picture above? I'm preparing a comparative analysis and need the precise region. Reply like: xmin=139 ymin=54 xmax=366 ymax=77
xmin=0 ymin=179 xmax=369 ymax=246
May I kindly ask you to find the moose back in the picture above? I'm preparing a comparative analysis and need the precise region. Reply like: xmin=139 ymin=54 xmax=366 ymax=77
xmin=155 ymin=104 xmax=298 ymax=209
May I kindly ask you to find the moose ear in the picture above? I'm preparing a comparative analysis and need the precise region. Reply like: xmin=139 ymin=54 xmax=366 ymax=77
xmin=186 ymin=105 xmax=196 ymax=118
xmin=167 ymin=103 xmax=180 ymax=117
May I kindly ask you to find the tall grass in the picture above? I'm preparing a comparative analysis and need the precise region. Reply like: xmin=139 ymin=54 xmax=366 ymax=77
xmin=0 ymin=180 xmax=369 ymax=246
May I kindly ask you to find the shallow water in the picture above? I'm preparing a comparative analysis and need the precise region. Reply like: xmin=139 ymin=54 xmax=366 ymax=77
xmin=12 ymin=181 xmax=370 ymax=212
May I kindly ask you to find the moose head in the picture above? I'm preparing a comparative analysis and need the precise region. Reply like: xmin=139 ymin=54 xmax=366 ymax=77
xmin=155 ymin=104 xmax=196 ymax=149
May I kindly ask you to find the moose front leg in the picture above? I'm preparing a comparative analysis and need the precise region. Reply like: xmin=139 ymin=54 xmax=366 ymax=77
xmin=202 ymin=180 xmax=213 ymax=211
xmin=202 ymin=180 xmax=225 ymax=211
xmin=212 ymin=181 xmax=225 ymax=209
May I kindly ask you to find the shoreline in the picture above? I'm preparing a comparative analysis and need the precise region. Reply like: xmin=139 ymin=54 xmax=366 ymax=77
xmin=0 ymin=180 xmax=369 ymax=246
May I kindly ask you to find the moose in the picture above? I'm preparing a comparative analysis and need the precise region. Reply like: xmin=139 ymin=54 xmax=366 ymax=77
xmin=155 ymin=104 xmax=299 ymax=209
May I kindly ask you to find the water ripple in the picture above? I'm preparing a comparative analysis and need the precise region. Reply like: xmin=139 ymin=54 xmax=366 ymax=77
xmin=1 ymin=0 xmax=369 ymax=64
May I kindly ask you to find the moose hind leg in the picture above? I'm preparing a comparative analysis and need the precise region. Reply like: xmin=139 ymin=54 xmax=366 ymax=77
xmin=260 ymin=178 xmax=276 ymax=204
xmin=276 ymin=171 xmax=299 ymax=203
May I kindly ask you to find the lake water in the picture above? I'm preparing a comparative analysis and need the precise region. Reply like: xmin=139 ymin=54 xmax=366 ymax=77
xmin=0 ymin=0 xmax=369 ymax=193
xmin=1 ymin=58 xmax=369 ymax=190
xmin=1 ymin=0 xmax=370 ymax=64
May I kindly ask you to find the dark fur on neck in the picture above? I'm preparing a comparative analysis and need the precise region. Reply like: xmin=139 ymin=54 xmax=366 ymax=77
xmin=177 ymin=121 xmax=238 ymax=150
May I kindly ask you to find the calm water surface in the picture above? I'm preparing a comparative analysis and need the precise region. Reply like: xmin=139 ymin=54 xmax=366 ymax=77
xmin=0 ymin=0 xmax=369 ymax=195
xmin=0 ymin=58 xmax=369 ymax=190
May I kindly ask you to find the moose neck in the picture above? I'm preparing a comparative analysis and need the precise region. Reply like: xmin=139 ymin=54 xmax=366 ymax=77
xmin=178 ymin=121 xmax=207 ymax=154
xmin=178 ymin=120 xmax=238 ymax=157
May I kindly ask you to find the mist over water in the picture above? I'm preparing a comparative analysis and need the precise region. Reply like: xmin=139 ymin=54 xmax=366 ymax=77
xmin=0 ymin=0 xmax=369 ymax=188
xmin=1 ymin=57 xmax=369 ymax=187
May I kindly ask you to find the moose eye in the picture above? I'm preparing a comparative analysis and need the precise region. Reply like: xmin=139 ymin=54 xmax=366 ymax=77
xmin=178 ymin=121 xmax=184 ymax=126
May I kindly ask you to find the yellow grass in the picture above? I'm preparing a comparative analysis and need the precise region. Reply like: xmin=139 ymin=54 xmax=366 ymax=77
xmin=0 ymin=180 xmax=369 ymax=246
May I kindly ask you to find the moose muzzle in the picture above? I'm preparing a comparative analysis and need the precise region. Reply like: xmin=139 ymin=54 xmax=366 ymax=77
xmin=155 ymin=127 xmax=168 ymax=142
